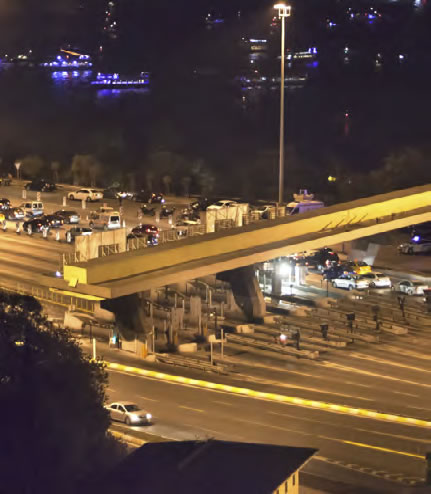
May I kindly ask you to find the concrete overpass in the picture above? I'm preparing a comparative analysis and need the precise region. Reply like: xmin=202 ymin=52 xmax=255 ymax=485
xmin=41 ymin=184 xmax=431 ymax=321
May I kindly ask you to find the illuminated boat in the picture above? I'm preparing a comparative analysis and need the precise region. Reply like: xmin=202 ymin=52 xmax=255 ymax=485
xmin=90 ymin=72 xmax=150 ymax=88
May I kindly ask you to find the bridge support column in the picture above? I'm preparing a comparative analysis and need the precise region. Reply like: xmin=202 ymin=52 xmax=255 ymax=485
xmin=101 ymin=292 xmax=147 ymax=339
xmin=217 ymin=266 xmax=266 ymax=322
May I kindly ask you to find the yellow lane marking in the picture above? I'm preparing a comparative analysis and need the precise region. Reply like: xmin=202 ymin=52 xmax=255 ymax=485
xmin=340 ymin=440 xmax=424 ymax=459
xmin=106 ymin=362 xmax=431 ymax=429
xmin=179 ymin=405 xmax=204 ymax=413
xmin=323 ymin=361 xmax=431 ymax=389
xmin=349 ymin=352 xmax=431 ymax=374
xmin=267 ymin=410 xmax=430 ymax=444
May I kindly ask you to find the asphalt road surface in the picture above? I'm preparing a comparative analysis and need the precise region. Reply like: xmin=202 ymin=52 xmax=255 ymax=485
xmin=106 ymin=363 xmax=430 ymax=492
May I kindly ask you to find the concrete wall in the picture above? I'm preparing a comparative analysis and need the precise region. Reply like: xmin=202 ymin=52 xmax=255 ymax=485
xmin=75 ymin=229 xmax=127 ymax=261
xmin=273 ymin=471 xmax=299 ymax=494
xmin=205 ymin=204 xmax=249 ymax=233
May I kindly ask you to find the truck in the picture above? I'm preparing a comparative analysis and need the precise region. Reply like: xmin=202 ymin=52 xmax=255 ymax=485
xmin=285 ymin=190 xmax=324 ymax=215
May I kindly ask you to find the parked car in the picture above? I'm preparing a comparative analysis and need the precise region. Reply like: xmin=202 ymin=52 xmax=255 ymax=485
xmin=191 ymin=197 xmax=211 ymax=211
xmin=252 ymin=204 xmax=275 ymax=219
xmin=323 ymin=264 xmax=345 ymax=280
xmin=127 ymin=224 xmax=159 ymax=238
xmin=0 ymin=198 xmax=11 ymax=210
xmin=88 ymin=211 xmax=121 ymax=230
xmin=207 ymin=199 xmax=238 ymax=210
xmin=304 ymin=248 xmax=339 ymax=270
xmin=332 ymin=274 xmax=369 ymax=291
xmin=396 ymin=280 xmax=428 ymax=296
xmin=43 ymin=214 xmax=64 ymax=228
xmin=359 ymin=272 xmax=392 ymax=288
xmin=341 ymin=260 xmax=372 ymax=275
xmin=160 ymin=205 xmax=175 ymax=218
xmin=398 ymin=240 xmax=431 ymax=255
xmin=25 ymin=179 xmax=56 ymax=192
xmin=54 ymin=210 xmax=80 ymax=224
xmin=0 ymin=177 xmax=11 ymax=186
xmin=20 ymin=201 xmax=44 ymax=217
xmin=65 ymin=226 xmax=93 ymax=243
xmin=67 ymin=189 xmax=103 ymax=202
xmin=23 ymin=217 xmax=50 ymax=234
xmin=104 ymin=187 xmax=134 ymax=200
xmin=133 ymin=190 xmax=165 ymax=204
xmin=6 ymin=207 xmax=25 ymax=220
xmin=105 ymin=401 xmax=152 ymax=426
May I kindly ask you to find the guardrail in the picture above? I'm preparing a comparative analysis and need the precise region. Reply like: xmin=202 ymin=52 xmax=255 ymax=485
xmin=6 ymin=282 xmax=95 ymax=313
xmin=155 ymin=352 xmax=230 ymax=374
xmin=226 ymin=333 xmax=319 ymax=360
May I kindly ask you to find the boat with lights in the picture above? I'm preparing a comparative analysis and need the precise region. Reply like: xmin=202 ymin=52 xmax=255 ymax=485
xmin=89 ymin=72 xmax=150 ymax=88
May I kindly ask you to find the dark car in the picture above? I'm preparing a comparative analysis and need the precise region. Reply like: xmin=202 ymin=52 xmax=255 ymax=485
xmin=43 ymin=214 xmax=64 ymax=228
xmin=304 ymin=248 xmax=339 ymax=270
xmin=127 ymin=224 xmax=159 ymax=238
xmin=134 ymin=190 xmax=165 ymax=204
xmin=0 ymin=198 xmax=11 ymax=211
xmin=66 ymin=226 xmax=93 ymax=243
xmin=54 ymin=210 xmax=80 ymax=224
xmin=25 ymin=179 xmax=56 ymax=192
xmin=140 ymin=204 xmax=156 ymax=216
xmin=322 ymin=264 xmax=345 ymax=280
xmin=160 ymin=205 xmax=175 ymax=218
xmin=23 ymin=217 xmax=50 ymax=234
xmin=191 ymin=197 xmax=211 ymax=211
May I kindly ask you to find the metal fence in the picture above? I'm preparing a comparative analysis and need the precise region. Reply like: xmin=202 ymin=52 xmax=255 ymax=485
xmin=5 ymin=283 xmax=95 ymax=313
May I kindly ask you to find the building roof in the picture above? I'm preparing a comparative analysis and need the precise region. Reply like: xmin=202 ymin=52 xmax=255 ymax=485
xmin=98 ymin=439 xmax=317 ymax=494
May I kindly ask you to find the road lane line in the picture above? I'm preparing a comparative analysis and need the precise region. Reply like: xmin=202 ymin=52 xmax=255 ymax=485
xmin=138 ymin=395 xmax=159 ymax=402
xmin=105 ymin=362 xmax=431 ymax=429
xmin=212 ymin=400 xmax=234 ymax=407
xmin=179 ymin=405 xmax=204 ymax=413
xmin=340 ymin=440 xmax=424 ymax=459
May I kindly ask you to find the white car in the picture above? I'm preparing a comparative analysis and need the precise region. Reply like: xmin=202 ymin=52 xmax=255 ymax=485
xmin=207 ymin=200 xmax=238 ymax=210
xmin=398 ymin=240 xmax=431 ymax=255
xmin=67 ymin=188 xmax=103 ymax=202
xmin=396 ymin=280 xmax=429 ymax=296
xmin=359 ymin=272 xmax=392 ymax=288
xmin=106 ymin=401 xmax=152 ymax=425
xmin=332 ymin=274 xmax=369 ymax=291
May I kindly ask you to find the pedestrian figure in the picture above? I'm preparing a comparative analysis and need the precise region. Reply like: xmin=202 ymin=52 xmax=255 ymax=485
xmin=321 ymin=324 xmax=328 ymax=340
xmin=398 ymin=295 xmax=406 ymax=318
xmin=294 ymin=329 xmax=301 ymax=350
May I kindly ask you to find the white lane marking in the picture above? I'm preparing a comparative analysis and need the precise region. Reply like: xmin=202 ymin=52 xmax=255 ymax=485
xmin=138 ymin=395 xmax=159 ymax=402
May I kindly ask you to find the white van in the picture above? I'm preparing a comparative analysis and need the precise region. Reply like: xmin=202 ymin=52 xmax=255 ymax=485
xmin=20 ymin=201 xmax=44 ymax=217
xmin=88 ymin=210 xmax=121 ymax=230
xmin=286 ymin=190 xmax=324 ymax=215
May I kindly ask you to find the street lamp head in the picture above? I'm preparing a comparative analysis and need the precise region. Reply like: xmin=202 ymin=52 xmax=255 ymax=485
xmin=274 ymin=3 xmax=291 ymax=17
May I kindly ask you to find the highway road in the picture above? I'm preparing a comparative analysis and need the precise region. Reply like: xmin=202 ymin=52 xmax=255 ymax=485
xmin=106 ymin=361 xmax=430 ymax=492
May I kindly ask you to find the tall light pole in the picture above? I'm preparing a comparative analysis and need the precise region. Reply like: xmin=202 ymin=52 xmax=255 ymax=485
xmin=274 ymin=3 xmax=291 ymax=205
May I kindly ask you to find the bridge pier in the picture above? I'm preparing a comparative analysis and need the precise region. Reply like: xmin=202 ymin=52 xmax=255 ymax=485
xmin=217 ymin=266 xmax=266 ymax=322
xmin=101 ymin=292 xmax=148 ymax=339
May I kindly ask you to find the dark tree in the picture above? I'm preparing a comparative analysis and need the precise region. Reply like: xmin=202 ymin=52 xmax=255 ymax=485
xmin=0 ymin=292 xmax=124 ymax=494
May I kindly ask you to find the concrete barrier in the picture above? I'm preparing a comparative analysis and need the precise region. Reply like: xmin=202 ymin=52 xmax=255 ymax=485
xmin=235 ymin=324 xmax=254 ymax=334
xmin=178 ymin=342 xmax=198 ymax=353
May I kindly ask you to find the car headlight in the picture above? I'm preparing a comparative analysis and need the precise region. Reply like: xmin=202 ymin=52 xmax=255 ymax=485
xmin=145 ymin=413 xmax=152 ymax=420
xmin=130 ymin=414 xmax=140 ymax=421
